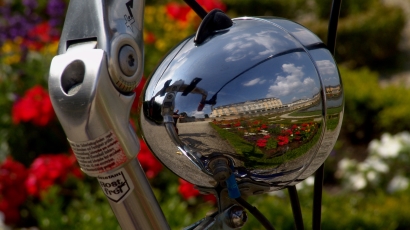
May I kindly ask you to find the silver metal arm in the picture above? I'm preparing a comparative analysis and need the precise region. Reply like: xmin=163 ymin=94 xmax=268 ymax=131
xmin=48 ymin=0 xmax=169 ymax=229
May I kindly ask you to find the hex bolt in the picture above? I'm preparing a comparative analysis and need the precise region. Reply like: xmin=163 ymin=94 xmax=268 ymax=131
xmin=208 ymin=157 xmax=231 ymax=182
xmin=227 ymin=205 xmax=248 ymax=228
xmin=118 ymin=45 xmax=138 ymax=76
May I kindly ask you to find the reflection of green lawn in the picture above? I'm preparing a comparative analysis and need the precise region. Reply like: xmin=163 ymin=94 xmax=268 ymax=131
xmin=288 ymin=106 xmax=343 ymax=117
xmin=210 ymin=123 xmax=323 ymax=170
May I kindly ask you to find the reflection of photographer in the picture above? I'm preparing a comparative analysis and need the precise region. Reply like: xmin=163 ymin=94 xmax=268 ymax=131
xmin=173 ymin=110 xmax=183 ymax=134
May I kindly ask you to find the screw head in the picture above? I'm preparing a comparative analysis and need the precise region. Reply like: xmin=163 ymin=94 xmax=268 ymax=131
xmin=118 ymin=45 xmax=138 ymax=76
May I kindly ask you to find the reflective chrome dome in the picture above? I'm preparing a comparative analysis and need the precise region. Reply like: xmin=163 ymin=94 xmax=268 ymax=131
xmin=139 ymin=16 xmax=343 ymax=193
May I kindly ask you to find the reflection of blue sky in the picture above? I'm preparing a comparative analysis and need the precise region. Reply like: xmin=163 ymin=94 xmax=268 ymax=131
xmin=168 ymin=52 xmax=323 ymax=118
xmin=309 ymin=48 xmax=341 ymax=87
xmin=218 ymin=52 xmax=321 ymax=105
xmin=146 ymin=19 xmax=342 ymax=118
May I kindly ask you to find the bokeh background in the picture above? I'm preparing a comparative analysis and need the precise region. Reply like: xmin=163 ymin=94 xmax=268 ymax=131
xmin=1 ymin=0 xmax=410 ymax=229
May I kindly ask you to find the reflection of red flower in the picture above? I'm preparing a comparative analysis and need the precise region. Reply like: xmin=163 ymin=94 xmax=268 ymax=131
xmin=12 ymin=85 xmax=55 ymax=126
xmin=137 ymin=139 xmax=163 ymax=179
xmin=25 ymin=153 xmax=83 ymax=198
xmin=0 ymin=158 xmax=28 ymax=225
xmin=277 ymin=135 xmax=289 ymax=146
xmin=282 ymin=129 xmax=292 ymax=136
xmin=257 ymin=138 xmax=267 ymax=147
xmin=178 ymin=178 xmax=200 ymax=199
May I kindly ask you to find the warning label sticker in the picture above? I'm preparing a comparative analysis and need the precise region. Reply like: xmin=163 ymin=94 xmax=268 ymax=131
xmin=68 ymin=131 xmax=128 ymax=175
xmin=97 ymin=168 xmax=134 ymax=203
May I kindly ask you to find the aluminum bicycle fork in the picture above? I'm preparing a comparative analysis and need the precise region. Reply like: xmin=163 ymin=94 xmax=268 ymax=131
xmin=48 ymin=0 xmax=169 ymax=229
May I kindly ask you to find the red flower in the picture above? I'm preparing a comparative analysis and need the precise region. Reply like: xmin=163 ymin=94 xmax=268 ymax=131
xmin=234 ymin=122 xmax=241 ymax=127
xmin=197 ymin=0 xmax=226 ymax=12
xmin=144 ymin=32 xmax=156 ymax=44
xmin=23 ymin=21 xmax=59 ymax=51
xmin=295 ymin=131 xmax=301 ymax=135
xmin=0 ymin=158 xmax=28 ymax=224
xmin=12 ymin=85 xmax=55 ymax=126
xmin=178 ymin=178 xmax=200 ymax=200
xmin=137 ymin=139 xmax=163 ymax=179
xmin=291 ymin=124 xmax=298 ymax=130
xmin=131 ymin=77 xmax=146 ymax=114
xmin=25 ymin=153 xmax=83 ymax=198
xmin=166 ymin=3 xmax=191 ymax=22
xmin=260 ymin=124 xmax=268 ymax=130
xmin=203 ymin=194 xmax=217 ymax=204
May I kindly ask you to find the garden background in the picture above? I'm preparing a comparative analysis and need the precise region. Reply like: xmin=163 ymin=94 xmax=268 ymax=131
xmin=1 ymin=0 xmax=410 ymax=229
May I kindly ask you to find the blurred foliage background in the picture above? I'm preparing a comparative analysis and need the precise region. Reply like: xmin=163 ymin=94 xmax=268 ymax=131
xmin=1 ymin=0 xmax=410 ymax=229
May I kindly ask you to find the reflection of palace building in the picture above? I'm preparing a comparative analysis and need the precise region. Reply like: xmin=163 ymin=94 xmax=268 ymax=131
xmin=210 ymin=93 xmax=321 ymax=118
xmin=325 ymin=85 xmax=342 ymax=98
xmin=211 ymin=97 xmax=283 ymax=117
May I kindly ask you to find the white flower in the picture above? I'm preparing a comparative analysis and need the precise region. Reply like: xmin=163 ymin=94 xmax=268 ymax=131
xmin=397 ymin=131 xmax=410 ymax=146
xmin=0 ymin=211 xmax=10 ymax=230
xmin=387 ymin=175 xmax=409 ymax=193
xmin=362 ymin=156 xmax=389 ymax=173
xmin=296 ymin=176 xmax=315 ymax=190
xmin=366 ymin=171 xmax=378 ymax=184
xmin=349 ymin=173 xmax=367 ymax=190
xmin=338 ymin=158 xmax=357 ymax=171
xmin=370 ymin=133 xmax=402 ymax=158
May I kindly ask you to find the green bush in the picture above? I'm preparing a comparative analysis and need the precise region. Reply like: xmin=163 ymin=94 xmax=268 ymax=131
xmin=341 ymin=67 xmax=410 ymax=144
xmin=223 ymin=0 xmax=308 ymax=18
xmin=304 ymin=2 xmax=406 ymax=68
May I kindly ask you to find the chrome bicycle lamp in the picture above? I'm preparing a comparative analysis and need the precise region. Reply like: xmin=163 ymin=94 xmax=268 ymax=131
xmin=140 ymin=11 xmax=344 ymax=196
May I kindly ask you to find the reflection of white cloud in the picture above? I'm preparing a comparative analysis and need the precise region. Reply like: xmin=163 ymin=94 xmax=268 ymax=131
xmin=243 ymin=78 xmax=266 ymax=86
xmin=223 ymin=30 xmax=295 ymax=62
xmin=267 ymin=63 xmax=316 ymax=97
xmin=316 ymin=60 xmax=336 ymax=76
xmin=292 ymin=28 xmax=320 ymax=45
xmin=190 ymin=110 xmax=204 ymax=117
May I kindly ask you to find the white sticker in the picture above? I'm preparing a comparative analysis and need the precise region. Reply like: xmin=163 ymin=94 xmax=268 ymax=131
xmin=97 ymin=168 xmax=134 ymax=203
xmin=68 ymin=131 xmax=128 ymax=174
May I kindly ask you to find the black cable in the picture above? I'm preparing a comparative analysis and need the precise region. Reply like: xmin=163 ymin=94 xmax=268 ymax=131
xmin=312 ymin=163 xmax=325 ymax=230
xmin=287 ymin=186 xmax=304 ymax=230
xmin=327 ymin=0 xmax=343 ymax=55
xmin=311 ymin=1 xmax=342 ymax=230
xmin=183 ymin=0 xmax=208 ymax=19
xmin=235 ymin=197 xmax=275 ymax=230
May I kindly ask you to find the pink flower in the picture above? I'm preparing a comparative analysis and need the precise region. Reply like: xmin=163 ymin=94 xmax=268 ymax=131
xmin=12 ymin=85 xmax=55 ymax=126
xmin=137 ymin=139 xmax=163 ymax=179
